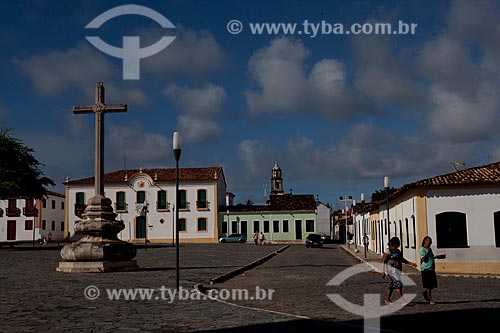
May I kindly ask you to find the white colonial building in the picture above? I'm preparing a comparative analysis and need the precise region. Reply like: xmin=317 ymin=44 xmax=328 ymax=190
xmin=65 ymin=167 xmax=226 ymax=243
xmin=0 ymin=192 xmax=65 ymax=243
xmin=353 ymin=162 xmax=500 ymax=275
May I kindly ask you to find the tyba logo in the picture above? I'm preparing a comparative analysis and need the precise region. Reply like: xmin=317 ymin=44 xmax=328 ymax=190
xmin=85 ymin=4 xmax=176 ymax=80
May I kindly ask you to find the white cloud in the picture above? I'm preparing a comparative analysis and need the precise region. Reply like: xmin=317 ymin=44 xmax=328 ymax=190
xmin=14 ymin=43 xmax=148 ymax=107
xmin=107 ymin=123 xmax=170 ymax=169
xmin=245 ymin=37 xmax=379 ymax=120
xmin=353 ymin=35 xmax=427 ymax=109
xmin=427 ymin=85 xmax=499 ymax=142
xmin=416 ymin=35 xmax=479 ymax=98
xmin=164 ymin=83 xmax=226 ymax=116
xmin=141 ymin=26 xmax=227 ymax=80
xmin=163 ymin=83 xmax=227 ymax=143
xmin=15 ymin=43 xmax=115 ymax=97
xmin=177 ymin=115 xmax=221 ymax=143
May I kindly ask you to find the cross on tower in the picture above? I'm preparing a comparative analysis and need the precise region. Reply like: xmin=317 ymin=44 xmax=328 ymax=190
xmin=73 ymin=82 xmax=127 ymax=197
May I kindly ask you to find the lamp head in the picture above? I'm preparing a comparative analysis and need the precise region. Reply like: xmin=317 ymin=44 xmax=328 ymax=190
xmin=173 ymin=132 xmax=182 ymax=150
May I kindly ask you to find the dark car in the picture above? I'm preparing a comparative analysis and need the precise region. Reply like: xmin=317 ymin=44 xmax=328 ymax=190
xmin=305 ymin=233 xmax=323 ymax=248
xmin=219 ymin=234 xmax=247 ymax=243
xmin=320 ymin=234 xmax=332 ymax=243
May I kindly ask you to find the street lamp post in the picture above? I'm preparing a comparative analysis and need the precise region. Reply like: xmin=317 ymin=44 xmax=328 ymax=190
xmin=384 ymin=176 xmax=390 ymax=247
xmin=338 ymin=195 xmax=353 ymax=246
xmin=173 ymin=132 xmax=182 ymax=291
xmin=352 ymin=200 xmax=357 ymax=251
xmin=361 ymin=192 xmax=367 ymax=258
xmin=171 ymin=204 xmax=175 ymax=247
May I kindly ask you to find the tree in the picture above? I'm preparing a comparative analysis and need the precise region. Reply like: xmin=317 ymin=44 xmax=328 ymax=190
xmin=0 ymin=128 xmax=55 ymax=199
xmin=371 ymin=187 xmax=398 ymax=202
xmin=245 ymin=199 xmax=254 ymax=207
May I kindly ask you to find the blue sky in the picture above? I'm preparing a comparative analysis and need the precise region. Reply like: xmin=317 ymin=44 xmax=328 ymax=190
xmin=1 ymin=0 xmax=500 ymax=207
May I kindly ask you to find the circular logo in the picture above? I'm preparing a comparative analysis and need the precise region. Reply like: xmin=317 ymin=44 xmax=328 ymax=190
xmin=84 ymin=285 xmax=101 ymax=300
xmin=227 ymin=20 xmax=243 ymax=34
xmin=326 ymin=262 xmax=416 ymax=318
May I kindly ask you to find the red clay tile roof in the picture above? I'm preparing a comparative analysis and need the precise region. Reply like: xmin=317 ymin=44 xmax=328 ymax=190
xmin=66 ymin=167 xmax=224 ymax=185
xmin=393 ymin=161 xmax=500 ymax=198
xmin=222 ymin=194 xmax=317 ymax=212
xmin=365 ymin=162 xmax=500 ymax=211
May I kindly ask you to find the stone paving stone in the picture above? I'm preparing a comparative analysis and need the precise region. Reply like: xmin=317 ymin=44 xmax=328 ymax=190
xmin=2 ymin=243 xmax=498 ymax=332
xmin=213 ymin=244 xmax=500 ymax=332
xmin=0 ymin=244 xmax=295 ymax=332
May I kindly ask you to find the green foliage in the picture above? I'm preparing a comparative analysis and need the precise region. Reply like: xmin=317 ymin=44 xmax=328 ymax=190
xmin=371 ymin=187 xmax=398 ymax=202
xmin=0 ymin=128 xmax=55 ymax=199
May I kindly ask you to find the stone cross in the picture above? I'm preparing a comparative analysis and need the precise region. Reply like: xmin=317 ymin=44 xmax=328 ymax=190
xmin=73 ymin=82 xmax=127 ymax=197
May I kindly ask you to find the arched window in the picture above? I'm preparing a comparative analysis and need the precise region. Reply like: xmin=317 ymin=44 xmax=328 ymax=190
xmin=405 ymin=218 xmax=409 ymax=248
xmin=411 ymin=215 xmax=416 ymax=248
xmin=436 ymin=212 xmax=468 ymax=248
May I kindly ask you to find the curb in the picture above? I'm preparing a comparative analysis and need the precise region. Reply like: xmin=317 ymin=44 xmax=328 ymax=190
xmin=340 ymin=245 xmax=380 ymax=272
xmin=209 ymin=245 xmax=290 ymax=284
xmin=341 ymin=246 xmax=500 ymax=279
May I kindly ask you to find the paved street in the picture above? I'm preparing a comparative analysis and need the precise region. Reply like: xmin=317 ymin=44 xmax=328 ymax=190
xmin=213 ymin=244 xmax=500 ymax=332
xmin=0 ymin=243 xmax=498 ymax=332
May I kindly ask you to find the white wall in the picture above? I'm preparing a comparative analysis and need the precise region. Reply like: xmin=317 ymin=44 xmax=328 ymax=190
xmin=40 ymin=195 xmax=65 ymax=241
xmin=373 ymin=195 xmax=419 ymax=264
xmin=426 ymin=188 xmax=500 ymax=261
xmin=316 ymin=203 xmax=331 ymax=235
xmin=0 ymin=194 xmax=65 ymax=242
xmin=67 ymin=174 xmax=220 ymax=241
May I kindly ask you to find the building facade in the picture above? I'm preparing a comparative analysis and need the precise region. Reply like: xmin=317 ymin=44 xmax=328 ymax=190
xmin=219 ymin=194 xmax=318 ymax=242
xmin=0 ymin=192 xmax=65 ymax=242
xmin=65 ymin=167 xmax=226 ymax=243
xmin=353 ymin=162 xmax=500 ymax=274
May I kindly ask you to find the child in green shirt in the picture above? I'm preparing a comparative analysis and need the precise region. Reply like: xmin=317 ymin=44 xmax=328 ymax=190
xmin=420 ymin=236 xmax=446 ymax=305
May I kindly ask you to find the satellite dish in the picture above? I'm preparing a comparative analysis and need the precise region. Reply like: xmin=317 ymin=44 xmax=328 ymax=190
xmin=450 ymin=161 xmax=465 ymax=172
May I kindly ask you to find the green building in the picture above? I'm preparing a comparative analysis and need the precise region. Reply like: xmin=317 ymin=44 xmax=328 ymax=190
xmin=218 ymin=194 xmax=318 ymax=242
xmin=218 ymin=163 xmax=329 ymax=242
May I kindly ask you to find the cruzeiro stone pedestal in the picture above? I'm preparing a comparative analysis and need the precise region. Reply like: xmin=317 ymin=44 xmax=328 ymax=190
xmin=57 ymin=82 xmax=137 ymax=272
xmin=57 ymin=195 xmax=138 ymax=272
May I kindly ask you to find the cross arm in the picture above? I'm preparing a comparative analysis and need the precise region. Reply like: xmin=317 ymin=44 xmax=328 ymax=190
xmin=73 ymin=105 xmax=97 ymax=114
xmin=102 ymin=104 xmax=127 ymax=113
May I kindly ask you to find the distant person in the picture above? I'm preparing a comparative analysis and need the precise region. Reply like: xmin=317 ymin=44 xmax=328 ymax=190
xmin=363 ymin=233 xmax=369 ymax=252
xmin=47 ymin=231 xmax=53 ymax=243
xmin=253 ymin=232 xmax=259 ymax=245
xmin=259 ymin=232 xmax=266 ymax=245
xmin=381 ymin=237 xmax=417 ymax=304
xmin=420 ymin=236 xmax=446 ymax=305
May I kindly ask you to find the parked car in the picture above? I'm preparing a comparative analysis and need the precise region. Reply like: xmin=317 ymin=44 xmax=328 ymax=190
xmin=219 ymin=234 xmax=247 ymax=243
xmin=305 ymin=233 xmax=323 ymax=248
xmin=320 ymin=234 xmax=332 ymax=243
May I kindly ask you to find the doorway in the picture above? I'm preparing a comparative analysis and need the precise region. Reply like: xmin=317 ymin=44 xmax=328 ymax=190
xmin=7 ymin=220 xmax=16 ymax=240
xmin=136 ymin=216 xmax=146 ymax=239
xmin=295 ymin=220 xmax=302 ymax=240
xmin=240 ymin=221 xmax=248 ymax=239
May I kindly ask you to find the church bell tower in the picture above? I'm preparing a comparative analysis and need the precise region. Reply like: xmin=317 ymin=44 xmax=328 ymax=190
xmin=270 ymin=162 xmax=284 ymax=195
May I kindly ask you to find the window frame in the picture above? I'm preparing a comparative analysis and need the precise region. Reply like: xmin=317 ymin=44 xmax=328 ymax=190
xmin=282 ymin=220 xmax=289 ymax=233
xmin=273 ymin=220 xmax=280 ymax=233
xmin=157 ymin=190 xmax=168 ymax=211
xmin=116 ymin=191 xmax=127 ymax=211
xmin=25 ymin=220 xmax=33 ymax=231
xmin=305 ymin=219 xmax=315 ymax=233
xmin=435 ymin=211 xmax=469 ymax=248
xmin=197 ymin=217 xmax=208 ymax=232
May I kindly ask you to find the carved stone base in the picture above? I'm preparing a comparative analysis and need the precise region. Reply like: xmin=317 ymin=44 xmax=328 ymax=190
xmin=57 ymin=260 xmax=138 ymax=273
xmin=60 ymin=236 xmax=137 ymax=262
xmin=57 ymin=195 xmax=138 ymax=272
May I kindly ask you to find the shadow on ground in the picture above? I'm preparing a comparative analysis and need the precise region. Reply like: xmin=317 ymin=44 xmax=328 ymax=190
xmin=197 ymin=307 xmax=497 ymax=333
